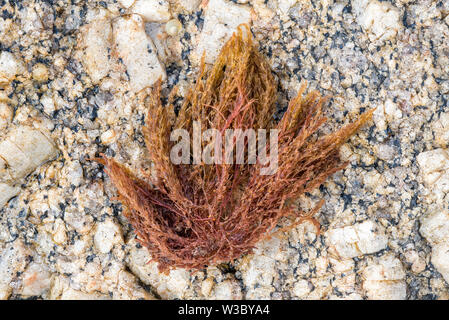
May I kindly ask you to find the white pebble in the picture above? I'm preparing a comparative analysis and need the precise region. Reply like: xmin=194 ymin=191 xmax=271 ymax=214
xmin=165 ymin=19 xmax=182 ymax=36
xmin=362 ymin=254 xmax=406 ymax=300
xmin=113 ymin=14 xmax=166 ymax=92
xmin=0 ymin=51 xmax=25 ymax=84
xmin=131 ymin=0 xmax=171 ymax=22
xmin=94 ymin=219 xmax=123 ymax=254
xmin=195 ymin=0 xmax=252 ymax=64
xmin=326 ymin=220 xmax=388 ymax=259
xmin=100 ymin=129 xmax=117 ymax=145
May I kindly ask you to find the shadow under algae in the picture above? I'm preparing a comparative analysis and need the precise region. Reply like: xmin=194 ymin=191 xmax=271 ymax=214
xmin=100 ymin=25 xmax=374 ymax=272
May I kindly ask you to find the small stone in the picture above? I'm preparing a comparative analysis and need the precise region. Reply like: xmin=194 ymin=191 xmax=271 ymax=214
xmin=0 ymin=241 xmax=30 ymax=299
xmin=100 ymin=129 xmax=117 ymax=145
xmin=201 ymin=277 xmax=214 ymax=297
xmin=20 ymin=263 xmax=51 ymax=297
xmin=113 ymin=14 xmax=166 ymax=92
xmin=79 ymin=18 xmax=113 ymax=84
xmin=417 ymin=149 xmax=449 ymax=197
xmin=40 ymin=94 xmax=55 ymax=116
xmin=64 ymin=206 xmax=94 ymax=235
xmin=420 ymin=210 xmax=449 ymax=283
xmin=362 ymin=254 xmax=406 ymax=300
xmin=0 ymin=182 xmax=20 ymax=208
xmin=384 ymin=99 xmax=402 ymax=121
xmin=67 ymin=160 xmax=84 ymax=187
xmin=375 ymin=144 xmax=396 ymax=161
xmin=326 ymin=220 xmax=389 ymax=259
xmin=430 ymin=243 xmax=449 ymax=284
xmin=32 ymin=63 xmax=49 ymax=82
xmin=195 ymin=0 xmax=252 ymax=64
xmin=0 ymin=102 xmax=13 ymax=130
xmin=355 ymin=0 xmax=402 ymax=41
xmin=126 ymin=238 xmax=190 ymax=298
xmin=420 ymin=210 xmax=449 ymax=246
xmin=52 ymin=219 xmax=68 ymax=245
xmin=165 ymin=19 xmax=182 ymax=36
xmin=211 ymin=279 xmax=242 ymax=300
xmin=0 ymin=51 xmax=25 ymax=84
xmin=292 ymin=279 xmax=311 ymax=298
xmin=238 ymin=253 xmax=276 ymax=299
xmin=94 ymin=219 xmax=123 ymax=254
xmin=114 ymin=270 xmax=155 ymax=300
xmin=0 ymin=126 xmax=57 ymax=182
xmin=404 ymin=250 xmax=426 ymax=274
xmin=432 ymin=112 xmax=449 ymax=147
xmin=131 ymin=0 xmax=171 ymax=22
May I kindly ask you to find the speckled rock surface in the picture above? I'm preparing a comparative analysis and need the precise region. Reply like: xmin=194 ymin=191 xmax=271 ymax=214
xmin=0 ymin=0 xmax=448 ymax=300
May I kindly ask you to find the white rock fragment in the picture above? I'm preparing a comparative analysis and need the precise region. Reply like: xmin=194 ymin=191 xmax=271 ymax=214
xmin=236 ymin=237 xmax=287 ymax=299
xmin=420 ymin=210 xmax=449 ymax=283
xmin=63 ymin=160 xmax=84 ymax=187
xmin=417 ymin=148 xmax=449 ymax=197
xmin=404 ymin=250 xmax=426 ymax=274
xmin=52 ymin=219 xmax=68 ymax=245
xmin=113 ymin=14 xmax=166 ymax=92
xmin=0 ymin=102 xmax=13 ymax=130
xmin=201 ymin=277 xmax=215 ymax=297
xmin=0 ymin=183 xmax=20 ymax=208
xmin=0 ymin=241 xmax=30 ymax=300
xmin=0 ymin=51 xmax=25 ymax=84
xmin=165 ymin=19 xmax=183 ymax=36
xmin=354 ymin=0 xmax=401 ymax=41
xmin=362 ymin=254 xmax=406 ymax=300
xmin=100 ymin=129 xmax=117 ymax=145
xmin=375 ymin=144 xmax=396 ymax=161
xmin=20 ymin=262 xmax=52 ymax=297
xmin=195 ymin=0 xmax=251 ymax=64
xmin=0 ymin=126 xmax=57 ymax=182
xmin=326 ymin=220 xmax=388 ymax=259
xmin=79 ymin=18 xmax=113 ymax=84
xmin=126 ymin=238 xmax=190 ymax=299
xmin=430 ymin=243 xmax=449 ymax=284
xmin=32 ymin=63 xmax=49 ymax=82
xmin=277 ymin=0 xmax=298 ymax=16
xmin=384 ymin=99 xmax=402 ymax=120
xmin=211 ymin=279 xmax=242 ymax=300
xmin=373 ymin=99 xmax=402 ymax=131
xmin=420 ymin=210 xmax=449 ymax=246
xmin=114 ymin=270 xmax=155 ymax=300
xmin=94 ymin=219 xmax=123 ymax=254
xmin=292 ymin=279 xmax=311 ymax=298
xmin=64 ymin=206 xmax=94 ymax=235
xmin=131 ymin=0 xmax=171 ymax=22
xmin=432 ymin=113 xmax=449 ymax=147
xmin=145 ymin=22 xmax=171 ymax=62
xmin=18 ymin=6 xmax=43 ymax=34
xmin=0 ymin=126 xmax=56 ymax=207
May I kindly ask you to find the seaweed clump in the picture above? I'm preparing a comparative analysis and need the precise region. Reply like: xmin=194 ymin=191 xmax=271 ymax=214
xmin=101 ymin=25 xmax=373 ymax=272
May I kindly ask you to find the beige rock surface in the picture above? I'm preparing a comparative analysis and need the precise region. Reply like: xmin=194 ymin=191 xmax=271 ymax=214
xmin=0 ymin=0 xmax=448 ymax=301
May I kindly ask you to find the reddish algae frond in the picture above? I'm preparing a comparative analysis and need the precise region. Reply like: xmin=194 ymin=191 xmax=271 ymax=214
xmin=101 ymin=25 xmax=374 ymax=272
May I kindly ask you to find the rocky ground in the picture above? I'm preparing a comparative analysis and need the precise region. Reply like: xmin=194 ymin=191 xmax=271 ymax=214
xmin=0 ymin=0 xmax=448 ymax=300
